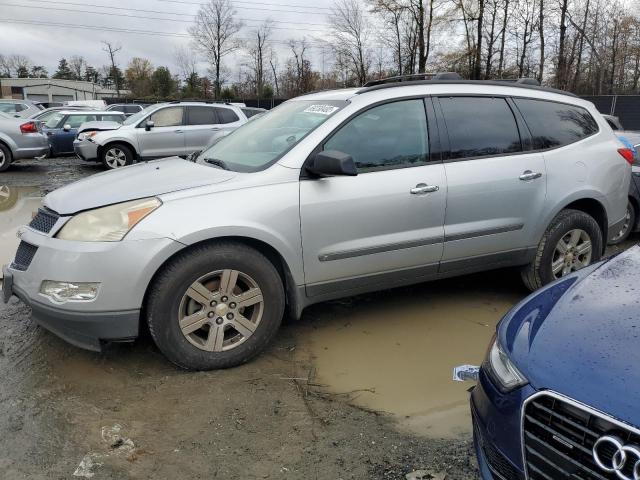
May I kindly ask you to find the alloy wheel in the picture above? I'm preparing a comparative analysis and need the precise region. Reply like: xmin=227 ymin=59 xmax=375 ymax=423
xmin=551 ymin=229 xmax=592 ymax=278
xmin=0 ymin=149 xmax=5 ymax=168
xmin=178 ymin=269 xmax=264 ymax=352
xmin=610 ymin=204 xmax=633 ymax=243
xmin=104 ymin=148 xmax=127 ymax=168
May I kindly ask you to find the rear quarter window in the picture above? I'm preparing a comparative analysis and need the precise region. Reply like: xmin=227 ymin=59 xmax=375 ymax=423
xmin=513 ymin=99 xmax=598 ymax=150
xmin=215 ymin=108 xmax=240 ymax=124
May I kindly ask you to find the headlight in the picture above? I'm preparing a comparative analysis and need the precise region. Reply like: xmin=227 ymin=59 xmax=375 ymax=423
xmin=77 ymin=131 xmax=98 ymax=142
xmin=483 ymin=336 xmax=528 ymax=392
xmin=57 ymin=197 xmax=161 ymax=242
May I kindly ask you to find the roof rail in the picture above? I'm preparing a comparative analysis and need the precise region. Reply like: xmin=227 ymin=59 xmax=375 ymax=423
xmin=168 ymin=99 xmax=232 ymax=105
xmin=363 ymin=72 xmax=462 ymax=87
xmin=494 ymin=77 xmax=541 ymax=86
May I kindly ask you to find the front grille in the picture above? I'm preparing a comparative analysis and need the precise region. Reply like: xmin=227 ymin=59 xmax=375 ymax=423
xmin=523 ymin=393 xmax=640 ymax=479
xmin=11 ymin=241 xmax=38 ymax=271
xmin=28 ymin=207 xmax=59 ymax=234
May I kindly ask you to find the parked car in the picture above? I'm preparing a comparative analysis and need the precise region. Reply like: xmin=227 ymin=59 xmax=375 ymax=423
xmin=106 ymin=103 xmax=144 ymax=117
xmin=65 ymin=99 xmax=107 ymax=109
xmin=0 ymin=99 xmax=44 ymax=118
xmin=471 ymin=245 xmax=640 ymax=480
xmin=29 ymin=106 xmax=93 ymax=125
xmin=2 ymin=77 xmax=631 ymax=370
xmin=609 ymin=132 xmax=640 ymax=244
xmin=42 ymin=111 xmax=126 ymax=156
xmin=73 ymin=101 xmax=248 ymax=169
xmin=603 ymin=113 xmax=625 ymax=131
xmin=0 ymin=112 xmax=49 ymax=171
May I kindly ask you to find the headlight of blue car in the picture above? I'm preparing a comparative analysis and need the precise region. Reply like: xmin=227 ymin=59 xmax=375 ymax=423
xmin=483 ymin=335 xmax=528 ymax=393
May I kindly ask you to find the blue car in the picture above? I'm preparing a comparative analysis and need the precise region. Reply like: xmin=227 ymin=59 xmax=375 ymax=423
xmin=42 ymin=110 xmax=125 ymax=156
xmin=472 ymin=245 xmax=640 ymax=480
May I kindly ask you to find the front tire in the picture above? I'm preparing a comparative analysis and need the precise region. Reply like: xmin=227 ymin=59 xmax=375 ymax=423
xmin=608 ymin=201 xmax=635 ymax=245
xmin=101 ymin=143 xmax=134 ymax=170
xmin=0 ymin=143 xmax=12 ymax=172
xmin=521 ymin=209 xmax=603 ymax=291
xmin=147 ymin=242 xmax=285 ymax=370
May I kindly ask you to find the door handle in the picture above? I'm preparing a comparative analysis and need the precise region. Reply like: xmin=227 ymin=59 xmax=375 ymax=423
xmin=519 ymin=170 xmax=542 ymax=181
xmin=410 ymin=183 xmax=439 ymax=195
xmin=174 ymin=130 xmax=183 ymax=134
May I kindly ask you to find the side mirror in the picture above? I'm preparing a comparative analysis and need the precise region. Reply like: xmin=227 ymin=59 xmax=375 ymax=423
xmin=63 ymin=124 xmax=71 ymax=132
xmin=306 ymin=150 xmax=357 ymax=177
xmin=145 ymin=120 xmax=155 ymax=131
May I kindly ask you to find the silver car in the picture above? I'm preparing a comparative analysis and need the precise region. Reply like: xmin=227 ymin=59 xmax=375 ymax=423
xmin=0 ymin=99 xmax=44 ymax=118
xmin=3 ymin=79 xmax=631 ymax=370
xmin=0 ymin=112 xmax=49 ymax=171
xmin=74 ymin=102 xmax=248 ymax=169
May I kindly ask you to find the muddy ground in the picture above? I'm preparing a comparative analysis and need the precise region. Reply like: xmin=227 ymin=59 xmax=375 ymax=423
xmin=0 ymin=157 xmax=635 ymax=479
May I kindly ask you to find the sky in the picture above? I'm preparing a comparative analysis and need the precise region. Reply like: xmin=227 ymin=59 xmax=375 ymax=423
xmin=0 ymin=0 xmax=339 ymax=80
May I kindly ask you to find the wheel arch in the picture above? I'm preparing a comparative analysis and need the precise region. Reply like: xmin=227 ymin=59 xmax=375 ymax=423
xmin=97 ymin=140 xmax=138 ymax=161
xmin=141 ymin=236 xmax=304 ymax=326
xmin=628 ymin=195 xmax=640 ymax=231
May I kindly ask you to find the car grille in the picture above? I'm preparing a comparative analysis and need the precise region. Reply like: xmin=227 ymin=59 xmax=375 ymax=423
xmin=11 ymin=241 xmax=38 ymax=271
xmin=523 ymin=393 xmax=640 ymax=479
xmin=473 ymin=414 xmax=524 ymax=480
xmin=28 ymin=207 xmax=59 ymax=234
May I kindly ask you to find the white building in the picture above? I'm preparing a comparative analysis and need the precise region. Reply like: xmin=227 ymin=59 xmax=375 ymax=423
xmin=0 ymin=78 xmax=128 ymax=103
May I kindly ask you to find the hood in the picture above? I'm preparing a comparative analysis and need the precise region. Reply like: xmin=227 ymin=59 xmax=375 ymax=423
xmin=78 ymin=121 xmax=122 ymax=133
xmin=500 ymin=246 xmax=640 ymax=427
xmin=45 ymin=157 xmax=236 ymax=214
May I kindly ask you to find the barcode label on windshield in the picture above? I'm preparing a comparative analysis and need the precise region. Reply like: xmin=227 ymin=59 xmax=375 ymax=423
xmin=304 ymin=105 xmax=339 ymax=115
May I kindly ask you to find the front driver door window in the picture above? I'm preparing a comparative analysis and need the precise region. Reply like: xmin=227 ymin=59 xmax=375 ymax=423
xmin=139 ymin=106 xmax=186 ymax=158
xmin=299 ymin=98 xmax=447 ymax=294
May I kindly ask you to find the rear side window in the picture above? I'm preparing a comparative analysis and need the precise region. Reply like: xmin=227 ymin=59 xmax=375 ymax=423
xmin=67 ymin=115 xmax=96 ymax=128
xmin=513 ymin=99 xmax=598 ymax=150
xmin=439 ymin=97 xmax=522 ymax=160
xmin=215 ymin=108 xmax=240 ymax=124
xmin=187 ymin=106 xmax=216 ymax=125
xmin=324 ymin=99 xmax=429 ymax=172
xmin=242 ymin=108 xmax=262 ymax=118
xmin=125 ymin=105 xmax=141 ymax=114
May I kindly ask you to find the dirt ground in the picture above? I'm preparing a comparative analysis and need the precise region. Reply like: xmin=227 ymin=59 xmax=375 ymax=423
xmin=0 ymin=157 xmax=635 ymax=479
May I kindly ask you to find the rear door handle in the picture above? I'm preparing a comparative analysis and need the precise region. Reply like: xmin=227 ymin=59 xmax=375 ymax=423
xmin=410 ymin=183 xmax=439 ymax=195
xmin=519 ymin=170 xmax=542 ymax=181
xmin=174 ymin=130 xmax=183 ymax=134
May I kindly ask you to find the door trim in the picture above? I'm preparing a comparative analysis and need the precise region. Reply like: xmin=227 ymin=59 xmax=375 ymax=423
xmin=319 ymin=236 xmax=444 ymax=262
xmin=444 ymin=223 xmax=524 ymax=242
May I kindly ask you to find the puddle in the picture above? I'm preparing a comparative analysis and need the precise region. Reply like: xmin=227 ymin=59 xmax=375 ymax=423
xmin=295 ymin=274 xmax=524 ymax=438
xmin=0 ymin=185 xmax=42 ymax=275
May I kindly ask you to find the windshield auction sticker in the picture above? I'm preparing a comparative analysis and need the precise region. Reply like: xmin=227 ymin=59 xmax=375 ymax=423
xmin=303 ymin=105 xmax=340 ymax=115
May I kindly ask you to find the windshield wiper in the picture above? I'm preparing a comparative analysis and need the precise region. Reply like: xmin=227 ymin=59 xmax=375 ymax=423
xmin=203 ymin=157 xmax=230 ymax=170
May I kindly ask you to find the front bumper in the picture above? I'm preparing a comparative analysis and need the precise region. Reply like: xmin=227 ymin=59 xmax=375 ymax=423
xmin=471 ymin=369 xmax=536 ymax=480
xmin=3 ymin=227 xmax=184 ymax=351
xmin=73 ymin=139 xmax=99 ymax=161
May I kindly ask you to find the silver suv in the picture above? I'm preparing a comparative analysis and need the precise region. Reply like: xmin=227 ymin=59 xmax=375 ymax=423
xmin=3 ymin=79 xmax=631 ymax=370
xmin=73 ymin=102 xmax=248 ymax=169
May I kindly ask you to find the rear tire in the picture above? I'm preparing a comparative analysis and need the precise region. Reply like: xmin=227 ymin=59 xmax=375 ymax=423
xmin=101 ymin=143 xmax=134 ymax=170
xmin=608 ymin=201 xmax=635 ymax=245
xmin=521 ymin=209 xmax=602 ymax=291
xmin=147 ymin=242 xmax=285 ymax=370
xmin=0 ymin=143 xmax=12 ymax=172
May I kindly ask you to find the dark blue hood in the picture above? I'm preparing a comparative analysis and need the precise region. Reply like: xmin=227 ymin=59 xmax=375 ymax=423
xmin=499 ymin=246 xmax=640 ymax=427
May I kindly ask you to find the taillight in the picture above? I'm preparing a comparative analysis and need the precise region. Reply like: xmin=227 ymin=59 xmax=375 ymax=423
xmin=618 ymin=147 xmax=635 ymax=165
xmin=20 ymin=122 xmax=38 ymax=134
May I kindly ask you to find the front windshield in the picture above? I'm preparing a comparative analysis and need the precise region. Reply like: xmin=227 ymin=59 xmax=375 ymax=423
xmin=123 ymin=104 xmax=160 ymax=126
xmin=197 ymin=100 xmax=347 ymax=173
xmin=44 ymin=113 xmax=64 ymax=128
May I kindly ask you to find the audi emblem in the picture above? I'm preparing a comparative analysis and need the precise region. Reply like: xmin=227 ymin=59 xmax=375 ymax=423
xmin=593 ymin=435 xmax=640 ymax=480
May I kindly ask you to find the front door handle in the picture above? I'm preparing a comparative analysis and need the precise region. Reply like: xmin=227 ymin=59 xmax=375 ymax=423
xmin=174 ymin=130 xmax=183 ymax=134
xmin=410 ymin=183 xmax=439 ymax=195
xmin=519 ymin=170 xmax=542 ymax=181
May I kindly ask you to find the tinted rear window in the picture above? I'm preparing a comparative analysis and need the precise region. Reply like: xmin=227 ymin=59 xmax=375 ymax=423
xmin=215 ymin=108 xmax=240 ymax=124
xmin=514 ymin=99 xmax=598 ymax=149
xmin=440 ymin=96 xmax=522 ymax=160
xmin=187 ymin=106 xmax=216 ymax=125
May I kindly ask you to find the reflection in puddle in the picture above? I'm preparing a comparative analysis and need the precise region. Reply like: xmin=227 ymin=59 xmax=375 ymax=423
xmin=0 ymin=186 xmax=42 ymax=274
xmin=296 ymin=279 xmax=523 ymax=438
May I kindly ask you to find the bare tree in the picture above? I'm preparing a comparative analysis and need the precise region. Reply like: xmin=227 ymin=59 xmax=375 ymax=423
xmin=246 ymin=20 xmax=273 ymax=97
xmin=101 ymin=41 xmax=122 ymax=97
xmin=369 ymin=0 xmax=406 ymax=75
xmin=173 ymin=45 xmax=199 ymax=82
xmin=69 ymin=55 xmax=87 ymax=81
xmin=328 ymin=0 xmax=371 ymax=85
xmin=189 ymin=0 xmax=242 ymax=98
